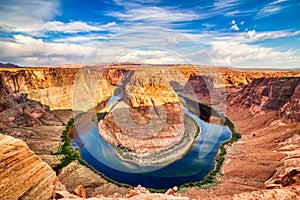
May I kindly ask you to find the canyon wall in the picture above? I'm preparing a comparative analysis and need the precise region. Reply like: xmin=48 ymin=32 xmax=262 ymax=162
xmin=0 ymin=68 xmax=78 ymax=110
xmin=1 ymin=65 xmax=299 ymax=111
xmin=0 ymin=67 xmax=129 ymax=111
xmin=227 ymin=77 xmax=300 ymax=122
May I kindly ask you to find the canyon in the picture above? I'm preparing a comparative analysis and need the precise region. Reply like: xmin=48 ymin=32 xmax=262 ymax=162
xmin=0 ymin=63 xmax=300 ymax=199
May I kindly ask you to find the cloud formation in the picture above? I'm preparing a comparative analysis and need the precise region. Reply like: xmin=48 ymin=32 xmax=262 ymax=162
xmin=256 ymin=0 xmax=289 ymax=18
xmin=0 ymin=35 xmax=93 ymax=65
xmin=0 ymin=0 xmax=59 ymax=33
xmin=107 ymin=6 xmax=200 ymax=26
xmin=200 ymin=41 xmax=300 ymax=68
xmin=0 ymin=0 xmax=299 ymax=68
xmin=230 ymin=24 xmax=239 ymax=31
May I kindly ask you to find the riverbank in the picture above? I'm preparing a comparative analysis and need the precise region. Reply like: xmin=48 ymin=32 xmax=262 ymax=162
xmin=104 ymin=113 xmax=200 ymax=166
xmin=178 ymin=101 xmax=241 ymax=190
xmin=56 ymin=98 xmax=237 ymax=192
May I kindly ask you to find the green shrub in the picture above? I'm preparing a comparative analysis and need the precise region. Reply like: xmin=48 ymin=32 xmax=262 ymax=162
xmin=53 ymin=118 xmax=80 ymax=173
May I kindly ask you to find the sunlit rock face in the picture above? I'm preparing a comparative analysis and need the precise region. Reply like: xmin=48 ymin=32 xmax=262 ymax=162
xmin=0 ymin=67 xmax=128 ymax=111
xmin=0 ymin=134 xmax=57 ymax=200
xmin=98 ymin=70 xmax=185 ymax=154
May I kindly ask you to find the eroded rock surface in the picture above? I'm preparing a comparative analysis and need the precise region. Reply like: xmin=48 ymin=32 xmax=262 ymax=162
xmin=99 ymin=70 xmax=185 ymax=154
xmin=0 ymin=67 xmax=127 ymax=110
xmin=227 ymin=77 xmax=300 ymax=120
xmin=0 ymin=134 xmax=57 ymax=200
xmin=57 ymin=160 xmax=130 ymax=198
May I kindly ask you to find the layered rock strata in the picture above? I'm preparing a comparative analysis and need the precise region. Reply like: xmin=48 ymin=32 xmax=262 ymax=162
xmin=0 ymin=67 xmax=127 ymax=111
xmin=0 ymin=134 xmax=57 ymax=200
xmin=99 ymin=70 xmax=185 ymax=154
xmin=227 ymin=77 xmax=300 ymax=121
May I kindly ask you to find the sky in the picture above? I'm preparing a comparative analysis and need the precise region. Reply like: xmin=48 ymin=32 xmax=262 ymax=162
xmin=0 ymin=0 xmax=299 ymax=68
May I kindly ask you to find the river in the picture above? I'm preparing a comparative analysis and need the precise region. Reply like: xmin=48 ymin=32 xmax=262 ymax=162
xmin=72 ymin=97 xmax=232 ymax=189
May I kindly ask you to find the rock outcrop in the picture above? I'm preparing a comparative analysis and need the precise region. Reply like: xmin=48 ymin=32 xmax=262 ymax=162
xmin=0 ymin=68 xmax=78 ymax=110
xmin=171 ymin=65 xmax=300 ymax=87
xmin=0 ymin=133 xmax=57 ymax=200
xmin=227 ymin=77 xmax=300 ymax=121
xmin=280 ymin=84 xmax=300 ymax=122
xmin=183 ymin=74 xmax=213 ymax=103
xmin=0 ymin=92 xmax=63 ymax=128
xmin=57 ymin=160 xmax=130 ymax=197
xmin=99 ymin=69 xmax=185 ymax=154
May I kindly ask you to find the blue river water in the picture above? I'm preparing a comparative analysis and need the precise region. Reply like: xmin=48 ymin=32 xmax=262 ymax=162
xmin=72 ymin=97 xmax=232 ymax=189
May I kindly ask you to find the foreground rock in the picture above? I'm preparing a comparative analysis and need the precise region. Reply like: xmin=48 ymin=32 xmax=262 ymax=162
xmin=0 ymin=134 xmax=57 ymax=199
xmin=56 ymin=185 xmax=189 ymax=200
xmin=58 ymin=160 xmax=130 ymax=197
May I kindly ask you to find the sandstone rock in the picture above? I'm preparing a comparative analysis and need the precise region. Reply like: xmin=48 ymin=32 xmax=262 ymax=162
xmin=281 ymin=84 xmax=300 ymax=122
xmin=0 ymin=67 xmax=124 ymax=110
xmin=58 ymin=160 xmax=130 ymax=197
xmin=125 ymin=185 xmax=150 ymax=198
xmin=0 ymin=133 xmax=57 ymax=199
xmin=53 ymin=181 xmax=80 ymax=199
xmin=99 ymin=70 xmax=185 ymax=154
xmin=1 ymin=65 xmax=300 ymax=200
xmin=74 ymin=185 xmax=86 ymax=198
xmin=124 ymin=70 xmax=179 ymax=107
xmin=227 ymin=77 xmax=300 ymax=121
xmin=183 ymin=74 xmax=213 ymax=104
xmin=103 ymin=68 xmax=128 ymax=86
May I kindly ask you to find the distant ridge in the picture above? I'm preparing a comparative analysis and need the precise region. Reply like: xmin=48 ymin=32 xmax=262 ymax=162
xmin=0 ymin=63 xmax=21 ymax=68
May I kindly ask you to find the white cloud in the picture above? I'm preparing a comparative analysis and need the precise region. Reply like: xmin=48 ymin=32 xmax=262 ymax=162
xmin=113 ymin=0 xmax=162 ymax=7
xmin=53 ymin=35 xmax=110 ymax=44
xmin=246 ymin=30 xmax=300 ymax=41
xmin=41 ymin=21 xmax=117 ymax=34
xmin=247 ymin=30 xmax=256 ymax=38
xmin=203 ymin=41 xmax=300 ymax=68
xmin=118 ymin=50 xmax=184 ymax=64
xmin=0 ymin=1 xmax=117 ymax=35
xmin=224 ymin=10 xmax=240 ymax=16
xmin=2 ymin=19 xmax=118 ymax=35
xmin=0 ymin=0 xmax=59 ymax=33
xmin=230 ymin=24 xmax=239 ymax=31
xmin=269 ymin=0 xmax=288 ymax=5
xmin=108 ymin=6 xmax=200 ymax=24
xmin=200 ymin=29 xmax=300 ymax=43
xmin=256 ymin=0 xmax=289 ymax=18
xmin=0 ymin=35 xmax=94 ymax=65
xmin=213 ymin=0 xmax=241 ymax=10
xmin=165 ymin=36 xmax=180 ymax=45
xmin=4 ymin=27 xmax=300 ymax=67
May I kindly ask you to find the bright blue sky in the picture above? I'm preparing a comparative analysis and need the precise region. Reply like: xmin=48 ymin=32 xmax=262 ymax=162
xmin=0 ymin=0 xmax=299 ymax=68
